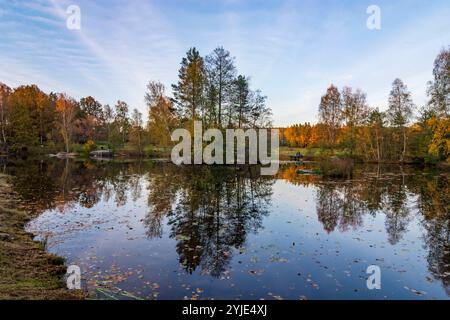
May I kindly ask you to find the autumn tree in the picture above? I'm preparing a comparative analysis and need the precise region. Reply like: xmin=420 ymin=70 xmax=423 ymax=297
xmin=103 ymin=103 xmax=121 ymax=150
xmin=101 ymin=104 xmax=115 ymax=147
xmin=8 ymin=85 xmax=46 ymax=149
xmin=424 ymin=46 xmax=450 ymax=162
xmin=146 ymin=81 xmax=178 ymax=147
xmin=341 ymin=87 xmax=369 ymax=155
xmin=80 ymin=96 xmax=103 ymax=119
xmin=35 ymin=89 xmax=55 ymax=146
xmin=318 ymin=84 xmax=342 ymax=147
xmin=427 ymin=46 xmax=449 ymax=117
xmin=427 ymin=117 xmax=450 ymax=161
xmin=172 ymin=47 xmax=206 ymax=120
xmin=367 ymin=109 xmax=385 ymax=162
xmin=79 ymin=96 xmax=103 ymax=141
xmin=145 ymin=81 xmax=165 ymax=108
xmin=129 ymin=108 xmax=144 ymax=155
xmin=284 ymin=123 xmax=314 ymax=147
xmin=114 ymin=100 xmax=130 ymax=144
xmin=387 ymin=78 xmax=415 ymax=161
xmin=55 ymin=93 xmax=78 ymax=153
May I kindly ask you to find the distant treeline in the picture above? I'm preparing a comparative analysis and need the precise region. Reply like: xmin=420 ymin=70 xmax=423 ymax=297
xmin=0 ymin=45 xmax=448 ymax=163
xmin=0 ymin=46 xmax=272 ymax=155
xmin=281 ymin=46 xmax=449 ymax=163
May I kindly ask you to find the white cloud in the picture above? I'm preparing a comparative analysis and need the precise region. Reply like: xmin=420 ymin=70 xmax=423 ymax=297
xmin=0 ymin=0 xmax=449 ymax=126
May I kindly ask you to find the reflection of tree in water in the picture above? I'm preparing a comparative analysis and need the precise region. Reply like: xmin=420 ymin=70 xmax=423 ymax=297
xmin=315 ymin=183 xmax=367 ymax=233
xmin=3 ymin=159 xmax=448 ymax=293
xmin=311 ymin=170 xmax=413 ymax=243
xmin=415 ymin=174 xmax=450 ymax=295
xmin=2 ymin=158 xmax=144 ymax=214
xmin=282 ymin=164 xmax=449 ymax=294
xmin=423 ymin=214 xmax=450 ymax=295
xmin=144 ymin=164 xmax=179 ymax=238
xmin=281 ymin=164 xmax=414 ymax=242
xmin=144 ymin=165 xmax=273 ymax=277
xmin=383 ymin=179 xmax=411 ymax=245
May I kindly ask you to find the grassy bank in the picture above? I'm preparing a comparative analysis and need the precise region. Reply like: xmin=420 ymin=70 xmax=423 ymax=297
xmin=0 ymin=174 xmax=84 ymax=300
xmin=280 ymin=146 xmax=347 ymax=160
xmin=280 ymin=146 xmax=450 ymax=166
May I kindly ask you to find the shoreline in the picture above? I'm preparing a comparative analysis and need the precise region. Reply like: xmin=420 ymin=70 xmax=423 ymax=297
xmin=0 ymin=174 xmax=84 ymax=300
xmin=2 ymin=152 xmax=448 ymax=167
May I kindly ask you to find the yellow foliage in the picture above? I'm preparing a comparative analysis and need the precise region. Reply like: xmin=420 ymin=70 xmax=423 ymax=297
xmin=427 ymin=117 xmax=450 ymax=160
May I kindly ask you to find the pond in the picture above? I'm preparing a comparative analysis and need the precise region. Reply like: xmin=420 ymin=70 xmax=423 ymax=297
xmin=2 ymin=159 xmax=449 ymax=300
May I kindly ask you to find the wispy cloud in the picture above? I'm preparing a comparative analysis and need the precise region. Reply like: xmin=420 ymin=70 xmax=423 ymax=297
xmin=0 ymin=0 xmax=449 ymax=125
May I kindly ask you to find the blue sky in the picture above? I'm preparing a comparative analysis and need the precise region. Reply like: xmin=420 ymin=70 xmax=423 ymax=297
xmin=0 ymin=0 xmax=449 ymax=125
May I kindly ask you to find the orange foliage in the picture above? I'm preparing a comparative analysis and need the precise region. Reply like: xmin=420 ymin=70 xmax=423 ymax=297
xmin=282 ymin=123 xmax=321 ymax=147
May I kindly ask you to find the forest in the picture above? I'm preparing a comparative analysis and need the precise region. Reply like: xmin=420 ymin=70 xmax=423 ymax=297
xmin=0 ymin=45 xmax=448 ymax=164
xmin=282 ymin=46 xmax=449 ymax=163
xmin=0 ymin=46 xmax=271 ymax=157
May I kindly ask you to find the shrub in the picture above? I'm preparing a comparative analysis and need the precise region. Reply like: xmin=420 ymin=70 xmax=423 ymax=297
xmin=319 ymin=157 xmax=354 ymax=178
xmin=83 ymin=140 xmax=97 ymax=155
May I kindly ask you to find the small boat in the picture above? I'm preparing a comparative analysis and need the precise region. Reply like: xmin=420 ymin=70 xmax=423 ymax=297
xmin=54 ymin=152 xmax=77 ymax=159
xmin=296 ymin=169 xmax=319 ymax=175
xmin=90 ymin=149 xmax=113 ymax=158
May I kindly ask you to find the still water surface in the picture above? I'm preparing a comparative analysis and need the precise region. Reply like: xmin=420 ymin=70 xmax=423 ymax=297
xmin=3 ymin=159 xmax=449 ymax=299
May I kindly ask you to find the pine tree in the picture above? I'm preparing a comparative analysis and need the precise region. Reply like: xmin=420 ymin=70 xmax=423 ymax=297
xmin=205 ymin=46 xmax=236 ymax=127
xmin=172 ymin=47 xmax=206 ymax=120
xmin=232 ymin=75 xmax=251 ymax=128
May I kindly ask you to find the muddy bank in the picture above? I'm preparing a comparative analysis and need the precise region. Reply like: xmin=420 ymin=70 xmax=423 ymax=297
xmin=0 ymin=174 xmax=83 ymax=300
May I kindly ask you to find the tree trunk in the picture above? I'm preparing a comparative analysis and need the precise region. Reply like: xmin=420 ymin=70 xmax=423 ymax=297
xmin=375 ymin=128 xmax=381 ymax=162
xmin=401 ymin=127 xmax=407 ymax=162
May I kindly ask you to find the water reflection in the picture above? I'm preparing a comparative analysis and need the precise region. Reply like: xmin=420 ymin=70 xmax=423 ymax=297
xmin=2 ymin=158 xmax=449 ymax=298
xmin=145 ymin=165 xmax=273 ymax=276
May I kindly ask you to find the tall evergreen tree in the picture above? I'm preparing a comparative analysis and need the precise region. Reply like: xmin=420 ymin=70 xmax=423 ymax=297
xmin=205 ymin=46 xmax=236 ymax=127
xmin=232 ymin=75 xmax=251 ymax=128
xmin=172 ymin=47 xmax=206 ymax=120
